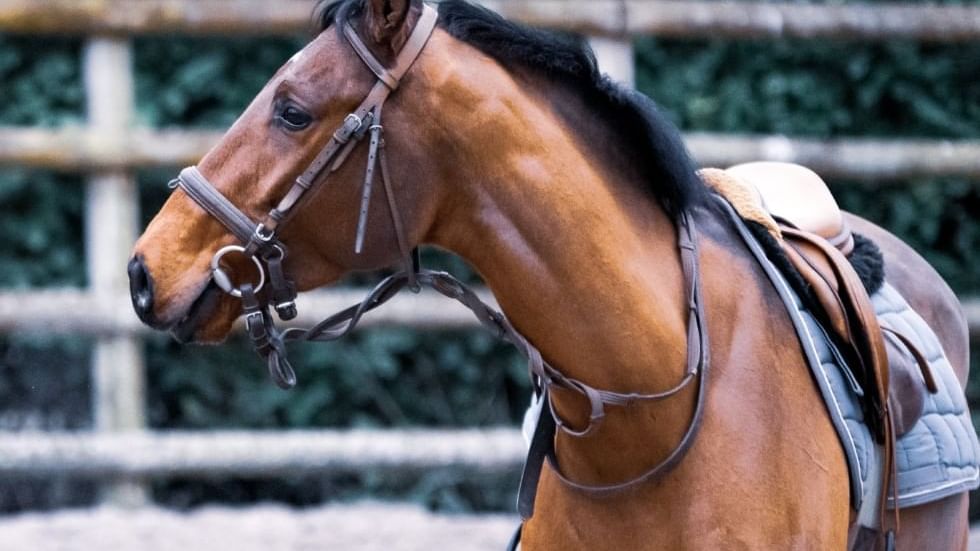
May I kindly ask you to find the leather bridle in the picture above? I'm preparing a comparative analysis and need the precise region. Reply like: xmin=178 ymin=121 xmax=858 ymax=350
xmin=166 ymin=1 xmax=711 ymax=530
xmin=170 ymin=4 xmax=440 ymax=387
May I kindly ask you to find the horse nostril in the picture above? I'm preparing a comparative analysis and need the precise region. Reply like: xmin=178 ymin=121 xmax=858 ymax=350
xmin=128 ymin=255 xmax=157 ymax=325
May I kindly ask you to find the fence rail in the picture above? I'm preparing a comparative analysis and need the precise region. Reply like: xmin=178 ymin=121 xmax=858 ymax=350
xmin=0 ymin=429 xmax=525 ymax=479
xmin=2 ymin=0 xmax=980 ymax=41
xmin=4 ymin=127 xmax=980 ymax=181
xmin=0 ymin=288 xmax=498 ymax=336
xmin=1 ymin=289 xmax=977 ymax=339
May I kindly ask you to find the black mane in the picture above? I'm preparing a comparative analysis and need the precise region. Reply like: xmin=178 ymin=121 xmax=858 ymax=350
xmin=316 ymin=0 xmax=709 ymax=218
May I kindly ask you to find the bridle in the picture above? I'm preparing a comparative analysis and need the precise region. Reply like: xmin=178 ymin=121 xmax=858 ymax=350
xmin=170 ymin=4 xmax=440 ymax=386
xmin=166 ymin=0 xmax=711 ymax=531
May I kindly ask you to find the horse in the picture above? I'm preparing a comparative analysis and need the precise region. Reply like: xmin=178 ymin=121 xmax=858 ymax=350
xmin=127 ymin=0 xmax=972 ymax=548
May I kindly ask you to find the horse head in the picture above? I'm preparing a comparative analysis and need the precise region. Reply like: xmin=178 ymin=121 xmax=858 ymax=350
xmin=129 ymin=0 xmax=474 ymax=343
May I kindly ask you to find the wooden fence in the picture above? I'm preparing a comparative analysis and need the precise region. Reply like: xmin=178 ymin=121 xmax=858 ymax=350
xmin=0 ymin=429 xmax=526 ymax=479
xmin=0 ymin=0 xmax=978 ymax=487
xmin=3 ymin=0 xmax=980 ymax=41
xmin=3 ymin=127 xmax=980 ymax=180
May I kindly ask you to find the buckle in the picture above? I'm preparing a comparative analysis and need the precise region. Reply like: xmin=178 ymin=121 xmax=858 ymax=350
xmin=262 ymin=244 xmax=286 ymax=262
xmin=254 ymin=224 xmax=275 ymax=242
xmin=245 ymin=310 xmax=264 ymax=331
xmin=344 ymin=113 xmax=363 ymax=130
xmin=334 ymin=113 xmax=363 ymax=143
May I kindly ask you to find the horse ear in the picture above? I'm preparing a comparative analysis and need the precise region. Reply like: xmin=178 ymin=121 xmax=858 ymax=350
xmin=363 ymin=0 xmax=423 ymax=51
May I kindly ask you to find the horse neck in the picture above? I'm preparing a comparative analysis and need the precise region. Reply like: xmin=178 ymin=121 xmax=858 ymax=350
xmin=421 ymin=67 xmax=691 ymax=408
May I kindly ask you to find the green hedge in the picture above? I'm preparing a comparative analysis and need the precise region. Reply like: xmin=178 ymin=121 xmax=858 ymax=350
xmin=636 ymin=38 xmax=980 ymax=297
xmin=145 ymin=331 xmax=527 ymax=430
xmin=0 ymin=19 xmax=978 ymax=514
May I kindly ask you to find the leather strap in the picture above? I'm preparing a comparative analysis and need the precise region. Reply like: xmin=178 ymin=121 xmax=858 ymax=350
xmin=344 ymin=23 xmax=399 ymax=89
xmin=882 ymin=326 xmax=937 ymax=394
xmin=506 ymin=523 xmax=523 ymax=551
xmin=515 ymin=213 xmax=709 ymax=519
xmin=175 ymin=166 xmax=260 ymax=245
xmin=517 ymin=395 xmax=557 ymax=519
xmin=355 ymin=111 xmax=385 ymax=253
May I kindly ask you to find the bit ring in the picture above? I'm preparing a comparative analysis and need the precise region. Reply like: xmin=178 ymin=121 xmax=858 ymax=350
xmin=210 ymin=245 xmax=265 ymax=298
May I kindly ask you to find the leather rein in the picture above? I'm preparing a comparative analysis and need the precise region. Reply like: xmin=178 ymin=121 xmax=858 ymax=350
xmin=167 ymin=2 xmax=711 ymax=518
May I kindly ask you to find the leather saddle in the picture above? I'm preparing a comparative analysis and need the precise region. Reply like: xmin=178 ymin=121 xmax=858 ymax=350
xmin=702 ymin=162 xmax=936 ymax=439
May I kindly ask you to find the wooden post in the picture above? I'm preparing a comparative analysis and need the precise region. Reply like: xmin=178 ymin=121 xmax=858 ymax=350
xmin=83 ymin=37 xmax=147 ymax=506
xmin=589 ymin=35 xmax=635 ymax=87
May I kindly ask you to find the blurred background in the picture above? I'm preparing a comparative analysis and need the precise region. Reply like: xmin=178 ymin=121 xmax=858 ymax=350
xmin=0 ymin=0 xmax=977 ymax=548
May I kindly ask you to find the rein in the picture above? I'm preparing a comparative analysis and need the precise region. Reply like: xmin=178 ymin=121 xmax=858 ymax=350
xmin=167 ymin=1 xmax=710 ymax=518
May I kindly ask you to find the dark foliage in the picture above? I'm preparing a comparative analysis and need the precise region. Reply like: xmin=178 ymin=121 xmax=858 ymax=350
xmin=0 ymin=36 xmax=83 ymax=127
xmin=134 ymin=36 xmax=306 ymax=128
xmin=145 ymin=331 xmax=528 ymax=430
xmin=0 ymin=478 xmax=97 ymax=514
xmin=154 ymin=469 xmax=518 ymax=513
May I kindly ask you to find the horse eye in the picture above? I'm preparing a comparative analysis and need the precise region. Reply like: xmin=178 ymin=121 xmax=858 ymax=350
xmin=278 ymin=105 xmax=313 ymax=130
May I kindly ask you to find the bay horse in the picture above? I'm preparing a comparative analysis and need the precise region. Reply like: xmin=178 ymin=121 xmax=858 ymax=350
xmin=128 ymin=0 xmax=971 ymax=548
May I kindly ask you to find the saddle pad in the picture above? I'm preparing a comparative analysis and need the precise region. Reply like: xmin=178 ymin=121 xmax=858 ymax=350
xmin=719 ymin=199 xmax=980 ymax=510
xmin=774 ymin=277 xmax=980 ymax=510
xmin=874 ymin=284 xmax=980 ymax=508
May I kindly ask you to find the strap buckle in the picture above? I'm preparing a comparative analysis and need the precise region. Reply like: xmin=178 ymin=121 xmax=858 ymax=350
xmin=254 ymin=223 xmax=275 ymax=243
xmin=245 ymin=310 xmax=264 ymax=332
xmin=334 ymin=113 xmax=364 ymax=143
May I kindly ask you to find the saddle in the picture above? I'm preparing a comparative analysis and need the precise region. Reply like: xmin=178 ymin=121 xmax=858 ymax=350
xmin=701 ymin=162 xmax=936 ymax=438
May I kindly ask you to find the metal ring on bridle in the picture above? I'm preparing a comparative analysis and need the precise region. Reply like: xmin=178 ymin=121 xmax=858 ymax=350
xmin=210 ymin=245 xmax=266 ymax=298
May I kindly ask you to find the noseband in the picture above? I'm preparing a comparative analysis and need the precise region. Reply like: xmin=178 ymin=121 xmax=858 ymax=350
xmin=166 ymin=2 xmax=711 ymax=523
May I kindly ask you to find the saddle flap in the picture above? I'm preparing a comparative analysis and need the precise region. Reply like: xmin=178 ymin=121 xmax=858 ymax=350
xmin=779 ymin=226 xmax=890 ymax=440
xmin=779 ymin=224 xmax=898 ymax=532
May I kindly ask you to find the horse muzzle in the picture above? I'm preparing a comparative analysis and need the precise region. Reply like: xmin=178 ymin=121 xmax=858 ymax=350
xmin=128 ymin=255 xmax=164 ymax=329
xmin=128 ymin=254 xmax=225 ymax=343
